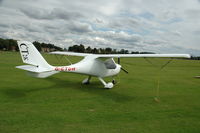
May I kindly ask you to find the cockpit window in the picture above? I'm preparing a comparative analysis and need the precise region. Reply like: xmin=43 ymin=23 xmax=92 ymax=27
xmin=104 ymin=58 xmax=116 ymax=69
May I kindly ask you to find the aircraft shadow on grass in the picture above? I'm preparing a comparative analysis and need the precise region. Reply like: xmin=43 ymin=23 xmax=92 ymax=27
xmin=2 ymin=77 xmax=134 ymax=103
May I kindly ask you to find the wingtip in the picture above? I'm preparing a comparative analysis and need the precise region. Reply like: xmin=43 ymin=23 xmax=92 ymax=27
xmin=186 ymin=54 xmax=191 ymax=58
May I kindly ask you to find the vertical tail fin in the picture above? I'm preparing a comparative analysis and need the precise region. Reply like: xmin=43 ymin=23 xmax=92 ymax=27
xmin=17 ymin=41 xmax=52 ymax=69
xmin=16 ymin=41 xmax=57 ymax=78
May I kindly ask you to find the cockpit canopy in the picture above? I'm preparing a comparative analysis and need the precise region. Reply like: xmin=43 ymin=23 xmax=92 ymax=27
xmin=104 ymin=58 xmax=116 ymax=69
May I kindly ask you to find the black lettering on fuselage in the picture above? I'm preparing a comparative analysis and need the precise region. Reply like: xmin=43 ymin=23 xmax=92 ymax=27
xmin=20 ymin=43 xmax=29 ymax=61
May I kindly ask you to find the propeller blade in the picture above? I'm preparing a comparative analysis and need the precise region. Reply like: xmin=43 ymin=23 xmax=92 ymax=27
xmin=118 ymin=58 xmax=128 ymax=74
xmin=121 ymin=67 xmax=128 ymax=74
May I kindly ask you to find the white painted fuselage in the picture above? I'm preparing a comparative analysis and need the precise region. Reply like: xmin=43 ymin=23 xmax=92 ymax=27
xmin=54 ymin=56 xmax=121 ymax=78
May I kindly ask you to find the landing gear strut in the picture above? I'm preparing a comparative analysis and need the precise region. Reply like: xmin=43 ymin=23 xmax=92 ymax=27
xmin=82 ymin=76 xmax=92 ymax=84
xmin=98 ymin=77 xmax=114 ymax=89
xmin=83 ymin=76 xmax=116 ymax=89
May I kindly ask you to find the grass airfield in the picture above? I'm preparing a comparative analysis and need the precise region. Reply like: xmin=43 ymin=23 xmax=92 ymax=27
xmin=0 ymin=51 xmax=200 ymax=133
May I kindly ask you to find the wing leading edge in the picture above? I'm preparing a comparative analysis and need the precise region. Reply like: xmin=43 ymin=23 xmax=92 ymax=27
xmin=93 ymin=54 xmax=191 ymax=58
xmin=50 ymin=51 xmax=92 ymax=57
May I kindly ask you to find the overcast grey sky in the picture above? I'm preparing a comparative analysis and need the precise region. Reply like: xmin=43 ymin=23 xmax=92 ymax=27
xmin=0 ymin=0 xmax=200 ymax=55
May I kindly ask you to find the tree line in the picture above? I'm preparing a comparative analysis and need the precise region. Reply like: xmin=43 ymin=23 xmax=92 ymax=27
xmin=32 ymin=41 xmax=63 ymax=52
xmin=0 ymin=38 xmax=62 ymax=52
xmin=0 ymin=38 xmax=153 ymax=54
xmin=0 ymin=38 xmax=199 ymax=59
xmin=0 ymin=38 xmax=18 ymax=51
xmin=190 ymin=56 xmax=200 ymax=60
xmin=67 ymin=44 xmax=155 ymax=54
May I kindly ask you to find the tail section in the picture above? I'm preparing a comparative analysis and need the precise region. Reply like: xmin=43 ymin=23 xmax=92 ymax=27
xmin=16 ymin=41 xmax=58 ymax=78
xmin=17 ymin=41 xmax=51 ymax=69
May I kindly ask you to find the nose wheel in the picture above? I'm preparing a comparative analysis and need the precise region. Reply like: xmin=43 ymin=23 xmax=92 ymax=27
xmin=104 ymin=82 xmax=114 ymax=89
xmin=98 ymin=77 xmax=115 ymax=89
xmin=84 ymin=77 xmax=117 ymax=89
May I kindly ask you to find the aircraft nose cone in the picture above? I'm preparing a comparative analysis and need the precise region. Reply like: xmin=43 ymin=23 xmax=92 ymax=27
xmin=117 ymin=64 xmax=121 ymax=68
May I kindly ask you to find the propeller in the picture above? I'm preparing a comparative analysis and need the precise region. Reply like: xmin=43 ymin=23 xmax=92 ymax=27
xmin=118 ymin=57 xmax=128 ymax=74
xmin=121 ymin=67 xmax=129 ymax=74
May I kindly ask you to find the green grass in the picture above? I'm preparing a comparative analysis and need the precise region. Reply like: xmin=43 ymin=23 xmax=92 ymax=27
xmin=0 ymin=51 xmax=200 ymax=133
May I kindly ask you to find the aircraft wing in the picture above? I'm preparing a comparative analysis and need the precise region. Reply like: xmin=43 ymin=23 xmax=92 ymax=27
xmin=93 ymin=54 xmax=191 ymax=58
xmin=50 ymin=51 xmax=191 ymax=59
xmin=50 ymin=51 xmax=92 ymax=57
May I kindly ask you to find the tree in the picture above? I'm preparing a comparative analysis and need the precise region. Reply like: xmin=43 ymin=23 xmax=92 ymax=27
xmin=33 ymin=41 xmax=42 ymax=51
xmin=8 ymin=39 xmax=17 ymax=51
xmin=99 ymin=48 xmax=105 ymax=54
xmin=68 ymin=46 xmax=73 ymax=51
xmin=112 ymin=49 xmax=117 ymax=54
xmin=92 ymin=48 xmax=98 ymax=54
xmin=86 ymin=46 xmax=92 ymax=53
xmin=78 ymin=44 xmax=85 ymax=53
xmin=105 ymin=47 xmax=112 ymax=54
xmin=131 ymin=51 xmax=139 ymax=54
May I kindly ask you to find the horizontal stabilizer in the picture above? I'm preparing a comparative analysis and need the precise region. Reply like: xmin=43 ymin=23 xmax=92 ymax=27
xmin=16 ymin=65 xmax=53 ymax=73
xmin=26 ymin=71 xmax=59 ymax=78
xmin=16 ymin=65 xmax=59 ymax=78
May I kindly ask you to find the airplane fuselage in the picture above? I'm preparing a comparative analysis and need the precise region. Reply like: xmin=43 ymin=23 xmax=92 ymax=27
xmin=54 ymin=57 xmax=121 ymax=77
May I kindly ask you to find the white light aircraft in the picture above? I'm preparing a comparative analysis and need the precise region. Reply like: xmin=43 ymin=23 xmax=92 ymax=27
xmin=16 ymin=41 xmax=191 ymax=89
